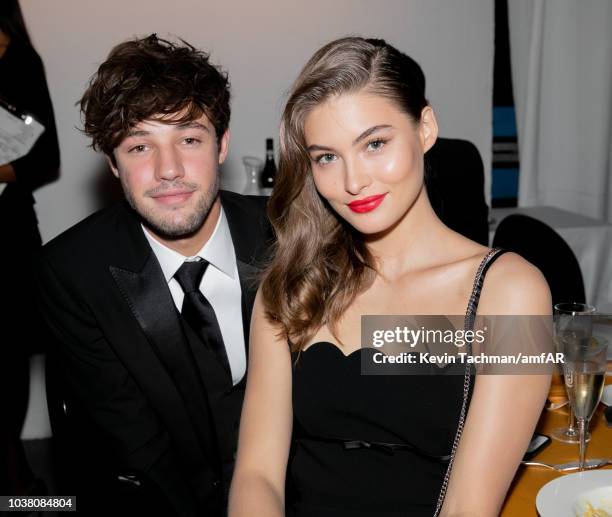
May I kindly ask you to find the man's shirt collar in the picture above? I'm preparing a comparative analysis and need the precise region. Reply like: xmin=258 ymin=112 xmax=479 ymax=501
xmin=142 ymin=206 xmax=236 ymax=283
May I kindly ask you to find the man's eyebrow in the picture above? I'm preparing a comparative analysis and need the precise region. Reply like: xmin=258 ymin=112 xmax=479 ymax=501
xmin=175 ymin=121 xmax=210 ymax=132
xmin=126 ymin=129 xmax=150 ymax=138
xmin=353 ymin=124 xmax=392 ymax=145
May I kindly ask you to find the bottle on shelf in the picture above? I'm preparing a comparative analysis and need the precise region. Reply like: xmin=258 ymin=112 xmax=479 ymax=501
xmin=259 ymin=138 xmax=277 ymax=196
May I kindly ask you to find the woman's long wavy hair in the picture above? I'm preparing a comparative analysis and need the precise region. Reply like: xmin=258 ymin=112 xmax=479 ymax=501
xmin=262 ymin=37 xmax=429 ymax=352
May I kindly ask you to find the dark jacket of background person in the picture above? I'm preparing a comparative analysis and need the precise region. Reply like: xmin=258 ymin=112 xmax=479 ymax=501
xmin=0 ymin=19 xmax=60 ymax=496
xmin=0 ymin=37 xmax=61 ymax=353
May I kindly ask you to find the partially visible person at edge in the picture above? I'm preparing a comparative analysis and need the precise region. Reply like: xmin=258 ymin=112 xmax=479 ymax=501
xmin=0 ymin=0 xmax=60 ymax=497
xmin=38 ymin=34 xmax=270 ymax=516
xmin=229 ymin=36 xmax=551 ymax=517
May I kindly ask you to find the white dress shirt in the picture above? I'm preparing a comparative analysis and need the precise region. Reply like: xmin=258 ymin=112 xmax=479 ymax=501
xmin=142 ymin=207 xmax=246 ymax=385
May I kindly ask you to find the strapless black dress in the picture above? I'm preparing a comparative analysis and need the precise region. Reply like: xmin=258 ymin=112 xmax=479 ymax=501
xmin=288 ymin=249 xmax=507 ymax=516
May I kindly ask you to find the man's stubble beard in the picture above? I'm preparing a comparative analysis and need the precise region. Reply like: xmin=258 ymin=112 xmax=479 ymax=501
xmin=123 ymin=175 xmax=220 ymax=239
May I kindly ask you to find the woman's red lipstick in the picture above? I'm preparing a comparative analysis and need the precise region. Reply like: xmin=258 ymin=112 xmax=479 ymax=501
xmin=347 ymin=193 xmax=387 ymax=213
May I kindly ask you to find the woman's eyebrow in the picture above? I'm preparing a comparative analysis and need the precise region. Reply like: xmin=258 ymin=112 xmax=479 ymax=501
xmin=352 ymin=124 xmax=392 ymax=145
xmin=306 ymin=124 xmax=393 ymax=153
xmin=306 ymin=143 xmax=334 ymax=153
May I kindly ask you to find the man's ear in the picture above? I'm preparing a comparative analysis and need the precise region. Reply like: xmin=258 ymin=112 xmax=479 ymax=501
xmin=218 ymin=129 xmax=230 ymax=165
xmin=106 ymin=154 xmax=120 ymax=178
xmin=419 ymin=106 xmax=438 ymax=153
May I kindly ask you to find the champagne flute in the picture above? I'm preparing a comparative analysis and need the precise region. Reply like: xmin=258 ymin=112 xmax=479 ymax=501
xmin=551 ymin=302 xmax=595 ymax=443
xmin=563 ymin=336 xmax=608 ymax=470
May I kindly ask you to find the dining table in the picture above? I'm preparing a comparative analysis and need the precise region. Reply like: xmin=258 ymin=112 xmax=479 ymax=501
xmin=501 ymin=372 xmax=612 ymax=516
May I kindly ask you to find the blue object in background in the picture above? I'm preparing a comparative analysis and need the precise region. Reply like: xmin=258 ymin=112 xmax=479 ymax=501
xmin=492 ymin=0 xmax=519 ymax=207
xmin=491 ymin=106 xmax=519 ymax=206
xmin=493 ymin=107 xmax=518 ymax=137
xmin=491 ymin=168 xmax=519 ymax=199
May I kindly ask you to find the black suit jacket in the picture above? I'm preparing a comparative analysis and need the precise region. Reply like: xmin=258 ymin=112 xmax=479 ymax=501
xmin=39 ymin=190 xmax=270 ymax=516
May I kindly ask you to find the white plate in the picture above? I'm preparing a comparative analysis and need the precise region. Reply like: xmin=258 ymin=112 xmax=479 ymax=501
xmin=536 ymin=470 xmax=612 ymax=516
xmin=574 ymin=486 xmax=612 ymax=516
xmin=603 ymin=385 xmax=612 ymax=407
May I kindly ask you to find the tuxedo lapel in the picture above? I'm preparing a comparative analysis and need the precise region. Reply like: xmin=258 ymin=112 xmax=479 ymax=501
xmin=236 ymin=259 xmax=259 ymax=359
xmin=220 ymin=191 xmax=271 ymax=359
xmin=107 ymin=206 xmax=219 ymax=469
xmin=104 ymin=195 xmax=268 ymax=472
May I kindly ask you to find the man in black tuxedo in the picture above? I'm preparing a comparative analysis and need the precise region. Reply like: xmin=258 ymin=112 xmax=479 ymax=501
xmin=38 ymin=35 xmax=270 ymax=516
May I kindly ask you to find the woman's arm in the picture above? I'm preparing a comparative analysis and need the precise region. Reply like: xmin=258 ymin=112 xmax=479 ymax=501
xmin=440 ymin=253 xmax=552 ymax=517
xmin=229 ymin=290 xmax=293 ymax=517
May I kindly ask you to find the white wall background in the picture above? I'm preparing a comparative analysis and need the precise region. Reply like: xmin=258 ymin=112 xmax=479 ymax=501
xmin=22 ymin=0 xmax=494 ymax=244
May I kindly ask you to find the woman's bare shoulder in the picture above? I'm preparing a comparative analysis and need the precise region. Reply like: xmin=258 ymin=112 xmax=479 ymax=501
xmin=476 ymin=251 xmax=552 ymax=315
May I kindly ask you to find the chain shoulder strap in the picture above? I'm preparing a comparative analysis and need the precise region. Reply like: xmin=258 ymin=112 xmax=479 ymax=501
xmin=433 ymin=248 xmax=507 ymax=516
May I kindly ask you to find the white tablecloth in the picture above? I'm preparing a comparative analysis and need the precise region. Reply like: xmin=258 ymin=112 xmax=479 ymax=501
xmin=489 ymin=206 xmax=612 ymax=311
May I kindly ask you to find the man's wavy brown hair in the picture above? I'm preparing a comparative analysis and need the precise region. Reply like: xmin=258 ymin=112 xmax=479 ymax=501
xmin=261 ymin=37 xmax=429 ymax=352
xmin=79 ymin=34 xmax=230 ymax=163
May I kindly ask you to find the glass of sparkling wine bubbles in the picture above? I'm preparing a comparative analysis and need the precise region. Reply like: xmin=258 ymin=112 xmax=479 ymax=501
xmin=551 ymin=302 xmax=596 ymax=443
xmin=563 ymin=335 xmax=607 ymax=470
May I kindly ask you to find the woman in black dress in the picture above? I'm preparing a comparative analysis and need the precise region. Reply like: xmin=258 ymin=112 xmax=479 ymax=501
xmin=229 ymin=37 xmax=550 ymax=516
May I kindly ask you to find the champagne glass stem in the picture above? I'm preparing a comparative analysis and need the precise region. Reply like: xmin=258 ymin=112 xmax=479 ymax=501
xmin=578 ymin=418 xmax=587 ymax=471
xmin=567 ymin=405 xmax=577 ymax=436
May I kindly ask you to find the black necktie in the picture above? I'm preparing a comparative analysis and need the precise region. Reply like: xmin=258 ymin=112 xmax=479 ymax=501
xmin=174 ymin=259 xmax=231 ymax=378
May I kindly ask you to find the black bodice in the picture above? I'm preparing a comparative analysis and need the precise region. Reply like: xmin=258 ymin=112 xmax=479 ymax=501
xmin=288 ymin=249 xmax=508 ymax=516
